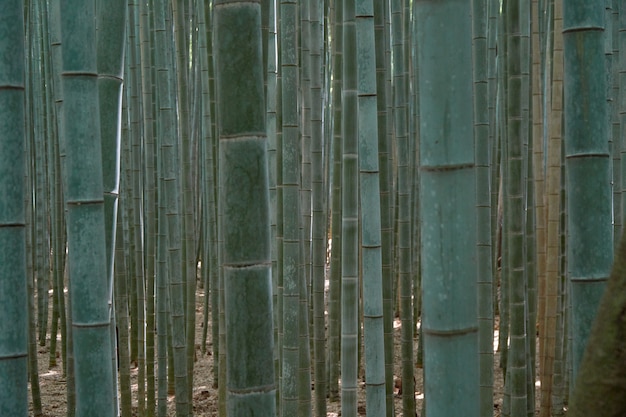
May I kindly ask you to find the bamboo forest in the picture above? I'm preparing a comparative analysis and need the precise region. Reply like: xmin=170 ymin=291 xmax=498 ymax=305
xmin=3 ymin=0 xmax=626 ymax=416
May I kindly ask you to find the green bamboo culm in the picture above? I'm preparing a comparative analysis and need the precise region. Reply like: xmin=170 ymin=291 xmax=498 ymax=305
xmin=562 ymin=0 xmax=612 ymax=380
xmin=341 ymin=0 xmax=359 ymax=415
xmin=96 ymin=0 xmax=127 ymax=411
xmin=356 ymin=0 xmax=386 ymax=415
xmin=214 ymin=1 xmax=277 ymax=415
xmin=471 ymin=0 xmax=495 ymax=415
xmin=0 ymin=1 xmax=28 ymax=415
xmin=280 ymin=0 xmax=301 ymax=414
xmin=60 ymin=0 xmax=116 ymax=415
xmin=415 ymin=1 xmax=479 ymax=416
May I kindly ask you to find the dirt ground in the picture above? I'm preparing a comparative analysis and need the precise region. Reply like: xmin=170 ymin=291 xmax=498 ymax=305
xmin=29 ymin=289 xmax=527 ymax=416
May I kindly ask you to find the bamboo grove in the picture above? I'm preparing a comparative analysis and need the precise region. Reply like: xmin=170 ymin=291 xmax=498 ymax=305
xmin=1 ymin=0 xmax=626 ymax=416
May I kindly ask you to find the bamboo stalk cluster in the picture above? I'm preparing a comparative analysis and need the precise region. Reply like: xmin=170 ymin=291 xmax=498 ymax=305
xmin=1 ymin=1 xmax=625 ymax=417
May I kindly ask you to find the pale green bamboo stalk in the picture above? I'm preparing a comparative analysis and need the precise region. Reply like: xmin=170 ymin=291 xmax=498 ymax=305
xmin=356 ymin=1 xmax=386 ymax=415
xmin=138 ymin=1 xmax=158 ymax=414
xmin=392 ymin=0 xmax=415 ymax=414
xmin=280 ymin=0 xmax=302 ymax=414
xmin=472 ymin=0 xmax=495 ymax=415
xmin=539 ymin=2 xmax=563 ymax=415
xmin=341 ymin=0 xmax=359 ymax=415
xmin=97 ymin=0 xmax=126 ymax=317
xmin=114 ymin=193 xmax=132 ymax=417
xmin=154 ymin=0 xmax=190 ymax=414
xmin=608 ymin=2 xmax=621 ymax=246
xmin=298 ymin=1 xmax=314 ymax=414
xmin=41 ymin=0 xmax=65 ymax=371
xmin=532 ymin=0 xmax=548 ymax=410
xmin=416 ymin=1 xmax=479 ymax=416
xmin=563 ymin=0 xmax=612 ymax=380
xmin=310 ymin=0 xmax=328 ymax=415
xmin=48 ymin=0 xmax=71 ymax=399
xmin=126 ymin=20 xmax=148 ymax=415
xmin=214 ymin=1 xmax=277 ymax=416
xmin=279 ymin=0 xmax=303 ymax=416
xmin=620 ymin=3 xmax=626 ymax=240
xmin=60 ymin=0 xmax=116 ymax=414
xmin=30 ymin=0 xmax=51 ymax=347
xmin=156 ymin=195 xmax=169 ymax=417
xmin=502 ymin=0 xmax=531 ymax=415
xmin=170 ymin=5 xmax=199 ymax=402
xmin=374 ymin=2 xmax=394 ymax=415
xmin=0 ymin=1 xmax=27 ymax=413
xmin=327 ymin=0 xmax=343 ymax=402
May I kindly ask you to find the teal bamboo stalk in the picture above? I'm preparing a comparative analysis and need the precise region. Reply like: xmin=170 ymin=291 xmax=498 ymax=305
xmin=27 ymin=204 xmax=43 ymax=417
xmin=24 ymin=57 xmax=42 ymax=415
xmin=608 ymin=2 xmax=621 ymax=245
xmin=60 ymin=0 xmax=115 ymax=414
xmin=0 ymin=1 xmax=27 ymax=414
xmin=126 ymin=20 xmax=147 ymax=414
xmin=391 ymin=0 xmax=415 ymax=413
xmin=156 ymin=195 xmax=169 ymax=417
xmin=502 ymin=0 xmax=531 ymax=414
xmin=214 ymin=1 xmax=277 ymax=415
xmin=114 ymin=197 xmax=132 ymax=417
xmin=531 ymin=1 xmax=548 ymax=411
xmin=138 ymin=1 xmax=158 ymax=412
xmin=341 ymin=0 xmax=359 ymax=415
xmin=472 ymin=0 xmax=495 ymax=415
xmin=275 ymin=7 xmax=284 ymax=409
xmin=31 ymin=0 xmax=51 ymax=346
xmin=563 ymin=0 xmax=613 ymax=379
xmin=310 ymin=0 xmax=328 ymax=414
xmin=298 ymin=1 xmax=314 ymax=413
xmin=280 ymin=0 xmax=303 ymax=414
xmin=154 ymin=0 xmax=190 ymax=414
xmin=265 ymin=0 xmax=280 ymax=404
xmin=127 ymin=2 xmax=148 ymax=417
xmin=356 ymin=0 xmax=386 ymax=415
xmin=374 ymin=2 xmax=394 ymax=414
xmin=44 ymin=0 xmax=67 ymax=369
xmin=539 ymin=2 xmax=564 ymax=414
xmin=327 ymin=0 xmax=343 ymax=402
xmin=415 ymin=1 xmax=479 ymax=416
xmin=170 ymin=4 xmax=199 ymax=401
xmin=97 ymin=0 xmax=127 ymax=412
xmin=621 ymin=2 xmax=626 ymax=240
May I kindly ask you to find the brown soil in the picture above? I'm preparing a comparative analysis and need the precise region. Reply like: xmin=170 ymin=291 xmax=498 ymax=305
xmin=28 ymin=290 xmax=529 ymax=416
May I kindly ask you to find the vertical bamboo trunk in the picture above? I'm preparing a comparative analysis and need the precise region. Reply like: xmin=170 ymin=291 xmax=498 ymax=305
xmin=310 ymin=0 xmax=328 ymax=415
xmin=471 ymin=0 xmax=495 ymax=415
xmin=563 ymin=0 xmax=612 ymax=380
xmin=341 ymin=0 xmax=359 ymax=415
xmin=97 ymin=1 xmax=127 ymax=413
xmin=356 ymin=1 xmax=386 ymax=415
xmin=154 ymin=0 xmax=190 ymax=413
xmin=327 ymin=0 xmax=343 ymax=402
xmin=391 ymin=0 xmax=415 ymax=414
xmin=214 ymin=1 xmax=277 ymax=415
xmin=280 ymin=0 xmax=302 ymax=414
xmin=0 ymin=2 xmax=27 ymax=415
xmin=373 ymin=2 xmax=394 ymax=415
xmin=415 ymin=1 xmax=479 ymax=416
xmin=539 ymin=1 xmax=564 ymax=414
xmin=138 ymin=1 xmax=158 ymax=414
xmin=60 ymin=0 xmax=115 ymax=415
xmin=503 ymin=0 xmax=531 ymax=415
